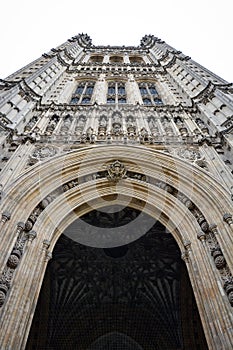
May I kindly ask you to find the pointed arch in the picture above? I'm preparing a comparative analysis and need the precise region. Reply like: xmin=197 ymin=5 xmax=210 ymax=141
xmin=0 ymin=144 xmax=232 ymax=349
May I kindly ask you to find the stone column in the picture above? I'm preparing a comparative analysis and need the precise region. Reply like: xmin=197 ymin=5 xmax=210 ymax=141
xmin=0 ymin=236 xmax=51 ymax=350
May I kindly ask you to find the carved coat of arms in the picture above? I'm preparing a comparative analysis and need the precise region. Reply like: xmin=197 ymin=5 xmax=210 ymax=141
xmin=107 ymin=160 xmax=127 ymax=182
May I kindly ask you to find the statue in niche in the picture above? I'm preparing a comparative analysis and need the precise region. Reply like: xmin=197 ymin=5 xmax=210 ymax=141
xmin=75 ymin=116 xmax=86 ymax=137
xmin=86 ymin=126 xmax=95 ymax=143
xmin=126 ymin=116 xmax=135 ymax=127
xmin=174 ymin=116 xmax=188 ymax=136
xmin=112 ymin=111 xmax=122 ymax=124
xmin=148 ymin=117 xmax=159 ymax=137
xmin=24 ymin=116 xmax=38 ymax=133
xmin=126 ymin=116 xmax=136 ymax=139
xmin=98 ymin=116 xmax=107 ymax=139
xmin=111 ymin=112 xmax=122 ymax=137
xmin=174 ymin=116 xmax=184 ymax=126
xmin=139 ymin=127 xmax=149 ymax=143
xmin=60 ymin=115 xmax=72 ymax=133
xmin=99 ymin=116 xmax=107 ymax=127
xmin=161 ymin=116 xmax=174 ymax=136
xmin=77 ymin=115 xmax=86 ymax=127
xmin=45 ymin=114 xmax=59 ymax=135
xmin=196 ymin=118 xmax=209 ymax=134
xmin=112 ymin=123 xmax=122 ymax=136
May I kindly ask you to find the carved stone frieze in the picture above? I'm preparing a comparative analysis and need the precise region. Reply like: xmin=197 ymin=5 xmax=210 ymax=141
xmin=197 ymin=224 xmax=233 ymax=306
xmin=31 ymin=145 xmax=58 ymax=159
xmin=169 ymin=147 xmax=208 ymax=170
xmin=0 ymin=223 xmax=36 ymax=308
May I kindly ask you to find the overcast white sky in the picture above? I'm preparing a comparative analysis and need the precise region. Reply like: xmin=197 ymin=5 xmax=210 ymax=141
xmin=0 ymin=0 xmax=232 ymax=82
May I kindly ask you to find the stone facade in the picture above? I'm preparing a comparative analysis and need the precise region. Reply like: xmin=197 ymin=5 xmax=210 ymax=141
xmin=0 ymin=33 xmax=233 ymax=349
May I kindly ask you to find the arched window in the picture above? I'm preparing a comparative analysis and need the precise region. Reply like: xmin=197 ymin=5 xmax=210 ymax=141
xmin=89 ymin=55 xmax=104 ymax=63
xmin=149 ymin=87 xmax=158 ymax=95
xmin=86 ymin=86 xmax=94 ymax=95
xmin=70 ymin=97 xmax=79 ymax=105
xmin=138 ymin=82 xmax=163 ymax=106
xmin=129 ymin=56 xmax=144 ymax=64
xmin=107 ymin=98 xmax=115 ymax=104
xmin=118 ymin=85 xmax=126 ymax=95
xmin=110 ymin=56 xmax=123 ymax=63
xmin=143 ymin=98 xmax=152 ymax=105
xmin=139 ymin=87 xmax=147 ymax=95
xmin=75 ymin=86 xmax=84 ymax=94
xmin=108 ymin=86 xmax=115 ymax=95
xmin=154 ymin=98 xmax=163 ymax=105
xmin=82 ymin=97 xmax=91 ymax=104
xmin=106 ymin=82 xmax=127 ymax=104
xmin=70 ymin=81 xmax=95 ymax=105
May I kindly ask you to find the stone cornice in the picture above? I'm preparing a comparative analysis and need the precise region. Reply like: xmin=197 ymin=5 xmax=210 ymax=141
xmin=216 ymin=83 xmax=233 ymax=95
xmin=56 ymin=53 xmax=71 ymax=67
xmin=91 ymin=45 xmax=140 ymax=51
xmin=157 ymin=50 xmax=171 ymax=62
xmin=19 ymin=80 xmax=42 ymax=102
xmin=192 ymin=82 xmax=233 ymax=104
xmin=42 ymin=52 xmax=57 ymax=59
xmin=158 ymin=51 xmax=191 ymax=70
xmin=0 ymin=112 xmax=12 ymax=129
xmin=34 ymin=101 xmax=198 ymax=115
xmin=70 ymin=33 xmax=92 ymax=48
xmin=64 ymin=48 xmax=76 ymax=61
xmin=162 ymin=55 xmax=177 ymax=69
xmin=69 ymin=61 xmax=160 ymax=68
xmin=0 ymin=79 xmax=18 ymax=89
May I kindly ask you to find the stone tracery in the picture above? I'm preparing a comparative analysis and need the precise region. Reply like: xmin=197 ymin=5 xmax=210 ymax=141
xmin=0 ymin=33 xmax=232 ymax=350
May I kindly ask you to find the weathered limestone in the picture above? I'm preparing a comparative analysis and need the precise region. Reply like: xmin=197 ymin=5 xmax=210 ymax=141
xmin=0 ymin=33 xmax=232 ymax=349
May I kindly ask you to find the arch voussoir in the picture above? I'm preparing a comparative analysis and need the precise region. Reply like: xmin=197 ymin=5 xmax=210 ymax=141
xmin=0 ymin=145 xmax=232 ymax=350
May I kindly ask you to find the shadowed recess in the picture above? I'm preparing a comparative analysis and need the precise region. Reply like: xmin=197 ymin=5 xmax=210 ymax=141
xmin=26 ymin=207 xmax=208 ymax=350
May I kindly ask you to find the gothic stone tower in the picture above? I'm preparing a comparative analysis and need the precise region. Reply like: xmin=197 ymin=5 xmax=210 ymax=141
xmin=0 ymin=34 xmax=233 ymax=349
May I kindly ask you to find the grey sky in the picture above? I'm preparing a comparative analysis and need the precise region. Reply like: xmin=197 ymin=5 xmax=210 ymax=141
xmin=1 ymin=0 xmax=232 ymax=82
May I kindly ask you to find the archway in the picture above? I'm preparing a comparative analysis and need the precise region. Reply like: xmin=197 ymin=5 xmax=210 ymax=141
xmin=0 ymin=145 xmax=232 ymax=349
xmin=26 ymin=206 xmax=208 ymax=349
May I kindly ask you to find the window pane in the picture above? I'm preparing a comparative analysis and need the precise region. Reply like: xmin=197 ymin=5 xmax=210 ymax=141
xmin=86 ymin=86 xmax=94 ymax=94
xmin=118 ymin=86 xmax=125 ymax=95
xmin=118 ymin=98 xmax=126 ymax=104
xmin=110 ymin=56 xmax=123 ymax=63
xmin=107 ymin=98 xmax=115 ymax=104
xmin=108 ymin=87 xmax=115 ymax=94
xmin=75 ymin=86 xmax=84 ymax=94
xmin=70 ymin=97 xmax=79 ymax=104
xmin=149 ymin=87 xmax=158 ymax=95
xmin=81 ymin=97 xmax=91 ymax=104
xmin=154 ymin=98 xmax=163 ymax=105
xmin=140 ymin=87 xmax=147 ymax=95
xmin=90 ymin=55 xmax=103 ymax=63
xmin=143 ymin=98 xmax=152 ymax=105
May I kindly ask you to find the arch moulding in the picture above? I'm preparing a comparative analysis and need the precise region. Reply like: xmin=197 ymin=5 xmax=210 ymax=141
xmin=0 ymin=145 xmax=232 ymax=349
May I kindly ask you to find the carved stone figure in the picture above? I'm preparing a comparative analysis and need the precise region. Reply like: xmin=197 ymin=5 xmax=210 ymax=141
xmin=0 ymin=33 xmax=233 ymax=350
xmin=107 ymin=160 xmax=127 ymax=181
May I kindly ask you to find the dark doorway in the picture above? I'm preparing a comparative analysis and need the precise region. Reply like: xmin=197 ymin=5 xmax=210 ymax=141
xmin=26 ymin=206 xmax=208 ymax=349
